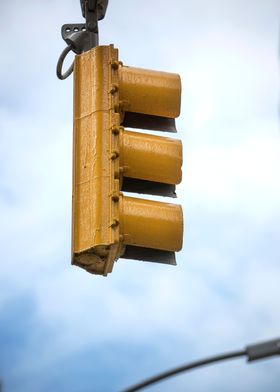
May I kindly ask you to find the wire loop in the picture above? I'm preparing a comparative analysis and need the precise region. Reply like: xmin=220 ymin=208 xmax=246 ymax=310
xmin=56 ymin=45 xmax=74 ymax=80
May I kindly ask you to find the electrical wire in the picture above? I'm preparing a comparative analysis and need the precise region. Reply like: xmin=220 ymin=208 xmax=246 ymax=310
xmin=122 ymin=350 xmax=246 ymax=392
xmin=121 ymin=338 xmax=280 ymax=392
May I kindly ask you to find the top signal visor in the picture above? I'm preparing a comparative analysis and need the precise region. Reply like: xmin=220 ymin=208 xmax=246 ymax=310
xmin=118 ymin=66 xmax=181 ymax=132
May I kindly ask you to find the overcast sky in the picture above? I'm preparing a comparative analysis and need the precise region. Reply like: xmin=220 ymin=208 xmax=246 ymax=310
xmin=0 ymin=0 xmax=280 ymax=391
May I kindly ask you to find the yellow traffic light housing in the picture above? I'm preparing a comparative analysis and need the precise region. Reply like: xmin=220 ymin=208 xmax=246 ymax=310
xmin=72 ymin=45 xmax=183 ymax=276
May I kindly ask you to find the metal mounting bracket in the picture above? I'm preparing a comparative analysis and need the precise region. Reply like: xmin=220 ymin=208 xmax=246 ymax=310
xmin=57 ymin=0 xmax=109 ymax=80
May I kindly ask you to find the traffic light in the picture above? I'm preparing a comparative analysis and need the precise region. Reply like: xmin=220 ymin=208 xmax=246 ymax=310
xmin=72 ymin=45 xmax=183 ymax=276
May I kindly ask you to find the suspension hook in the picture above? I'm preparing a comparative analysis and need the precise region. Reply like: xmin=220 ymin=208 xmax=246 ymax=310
xmin=56 ymin=0 xmax=109 ymax=80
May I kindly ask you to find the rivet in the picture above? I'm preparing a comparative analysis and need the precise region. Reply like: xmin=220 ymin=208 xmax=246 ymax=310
xmin=111 ymin=60 xmax=119 ymax=70
xmin=110 ymin=84 xmax=119 ymax=94
xmin=111 ymin=150 xmax=119 ymax=160
xmin=111 ymin=219 xmax=119 ymax=228
xmin=112 ymin=193 xmax=119 ymax=202
xmin=111 ymin=126 xmax=120 ymax=135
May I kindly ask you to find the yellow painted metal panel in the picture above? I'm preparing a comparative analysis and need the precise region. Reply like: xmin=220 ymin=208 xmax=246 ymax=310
xmin=120 ymin=195 xmax=183 ymax=251
xmin=119 ymin=66 xmax=181 ymax=118
xmin=120 ymin=129 xmax=182 ymax=185
xmin=72 ymin=45 xmax=123 ymax=275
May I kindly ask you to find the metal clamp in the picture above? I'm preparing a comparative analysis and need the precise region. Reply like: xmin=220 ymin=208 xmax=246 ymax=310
xmin=56 ymin=0 xmax=109 ymax=80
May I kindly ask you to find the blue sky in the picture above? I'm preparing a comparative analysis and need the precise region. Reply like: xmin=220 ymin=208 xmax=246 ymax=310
xmin=0 ymin=0 xmax=280 ymax=391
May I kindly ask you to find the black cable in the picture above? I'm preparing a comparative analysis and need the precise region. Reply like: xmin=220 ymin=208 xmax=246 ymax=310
xmin=122 ymin=350 xmax=246 ymax=392
xmin=121 ymin=338 xmax=280 ymax=392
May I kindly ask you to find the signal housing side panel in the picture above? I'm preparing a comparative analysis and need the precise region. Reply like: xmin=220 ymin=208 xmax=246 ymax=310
xmin=72 ymin=45 xmax=122 ymax=275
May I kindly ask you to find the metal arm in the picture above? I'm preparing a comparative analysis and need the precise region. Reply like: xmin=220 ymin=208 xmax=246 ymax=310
xmin=56 ymin=0 xmax=109 ymax=80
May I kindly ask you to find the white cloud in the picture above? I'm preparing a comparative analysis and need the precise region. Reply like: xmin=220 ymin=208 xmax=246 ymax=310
xmin=183 ymin=130 xmax=280 ymax=220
